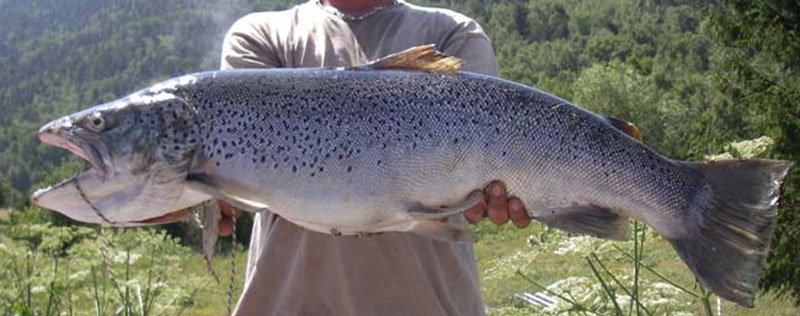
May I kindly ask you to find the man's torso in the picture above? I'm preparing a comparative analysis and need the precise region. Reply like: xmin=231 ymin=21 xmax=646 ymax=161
xmin=221 ymin=2 xmax=496 ymax=315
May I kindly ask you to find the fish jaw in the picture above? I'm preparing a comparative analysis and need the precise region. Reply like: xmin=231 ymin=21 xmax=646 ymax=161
xmin=31 ymin=167 xmax=211 ymax=226
xmin=30 ymin=168 xmax=144 ymax=226
xmin=31 ymin=171 xmax=109 ymax=224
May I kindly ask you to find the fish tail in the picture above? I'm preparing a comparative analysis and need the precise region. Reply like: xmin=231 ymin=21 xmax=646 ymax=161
xmin=668 ymin=159 xmax=792 ymax=307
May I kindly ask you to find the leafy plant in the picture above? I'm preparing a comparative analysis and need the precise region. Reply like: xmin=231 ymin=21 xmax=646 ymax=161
xmin=0 ymin=225 xmax=206 ymax=316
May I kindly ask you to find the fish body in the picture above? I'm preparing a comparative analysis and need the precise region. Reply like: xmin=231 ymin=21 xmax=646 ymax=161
xmin=32 ymin=47 xmax=792 ymax=307
xmin=185 ymin=69 xmax=681 ymax=235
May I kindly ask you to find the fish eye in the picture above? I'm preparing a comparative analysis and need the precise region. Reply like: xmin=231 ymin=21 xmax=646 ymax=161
xmin=85 ymin=113 xmax=107 ymax=132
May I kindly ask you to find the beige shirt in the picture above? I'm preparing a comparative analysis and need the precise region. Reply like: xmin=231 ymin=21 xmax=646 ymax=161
xmin=220 ymin=2 xmax=498 ymax=315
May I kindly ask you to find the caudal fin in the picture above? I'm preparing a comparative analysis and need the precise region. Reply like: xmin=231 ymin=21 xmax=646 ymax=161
xmin=669 ymin=159 xmax=792 ymax=307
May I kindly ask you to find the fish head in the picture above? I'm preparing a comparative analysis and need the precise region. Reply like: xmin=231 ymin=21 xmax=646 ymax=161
xmin=33 ymin=83 xmax=205 ymax=225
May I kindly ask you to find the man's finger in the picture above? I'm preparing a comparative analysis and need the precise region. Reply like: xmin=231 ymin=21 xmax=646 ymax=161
xmin=219 ymin=214 xmax=234 ymax=237
xmin=217 ymin=200 xmax=243 ymax=217
xmin=463 ymin=198 xmax=486 ymax=224
xmin=486 ymin=181 xmax=509 ymax=225
xmin=508 ymin=197 xmax=531 ymax=229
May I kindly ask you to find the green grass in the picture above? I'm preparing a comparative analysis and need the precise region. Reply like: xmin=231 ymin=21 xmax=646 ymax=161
xmin=0 ymin=208 xmax=10 ymax=222
xmin=179 ymin=222 xmax=798 ymax=315
xmin=2 ymin=218 xmax=796 ymax=315
xmin=472 ymin=221 xmax=798 ymax=316
xmin=178 ymin=248 xmax=248 ymax=316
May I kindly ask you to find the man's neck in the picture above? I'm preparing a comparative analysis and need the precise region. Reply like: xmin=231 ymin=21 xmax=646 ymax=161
xmin=321 ymin=0 xmax=396 ymax=15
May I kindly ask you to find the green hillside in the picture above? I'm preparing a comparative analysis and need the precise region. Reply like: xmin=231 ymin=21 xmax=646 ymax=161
xmin=1 ymin=0 xmax=798 ymax=312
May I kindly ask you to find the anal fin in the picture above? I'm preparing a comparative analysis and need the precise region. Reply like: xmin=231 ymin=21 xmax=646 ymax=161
xmin=185 ymin=178 xmax=268 ymax=212
xmin=530 ymin=204 xmax=629 ymax=240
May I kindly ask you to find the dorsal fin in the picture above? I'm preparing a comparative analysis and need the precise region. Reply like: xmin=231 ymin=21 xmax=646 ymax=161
xmin=604 ymin=115 xmax=643 ymax=142
xmin=352 ymin=45 xmax=462 ymax=74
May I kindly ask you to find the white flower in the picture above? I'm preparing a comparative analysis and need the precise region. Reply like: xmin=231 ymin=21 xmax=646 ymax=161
xmin=31 ymin=285 xmax=47 ymax=294
xmin=112 ymin=251 xmax=141 ymax=264
xmin=650 ymin=282 xmax=681 ymax=294
xmin=615 ymin=294 xmax=631 ymax=306
xmin=69 ymin=270 xmax=89 ymax=280
xmin=552 ymin=236 xmax=611 ymax=255
xmin=483 ymin=250 xmax=537 ymax=281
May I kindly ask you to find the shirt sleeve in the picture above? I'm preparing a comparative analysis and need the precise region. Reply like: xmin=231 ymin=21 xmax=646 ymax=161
xmin=220 ymin=13 xmax=282 ymax=70
xmin=438 ymin=19 xmax=498 ymax=76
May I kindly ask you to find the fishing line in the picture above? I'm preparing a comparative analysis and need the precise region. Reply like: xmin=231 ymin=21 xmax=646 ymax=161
xmin=227 ymin=215 xmax=237 ymax=316
xmin=75 ymin=178 xmax=116 ymax=280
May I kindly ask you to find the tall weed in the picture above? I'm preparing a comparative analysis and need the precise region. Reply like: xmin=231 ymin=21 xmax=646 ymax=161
xmin=0 ymin=224 xmax=206 ymax=316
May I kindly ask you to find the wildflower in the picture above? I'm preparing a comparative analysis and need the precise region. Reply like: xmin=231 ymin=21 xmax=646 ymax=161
xmin=69 ymin=270 xmax=89 ymax=280
xmin=31 ymin=285 xmax=47 ymax=294
xmin=112 ymin=251 xmax=141 ymax=264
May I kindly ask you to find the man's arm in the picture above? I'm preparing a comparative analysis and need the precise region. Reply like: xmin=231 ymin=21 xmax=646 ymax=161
xmin=216 ymin=14 xmax=530 ymax=230
xmin=220 ymin=13 xmax=281 ymax=70
xmin=436 ymin=19 xmax=531 ymax=228
xmin=214 ymin=14 xmax=284 ymax=236
xmin=438 ymin=20 xmax=498 ymax=76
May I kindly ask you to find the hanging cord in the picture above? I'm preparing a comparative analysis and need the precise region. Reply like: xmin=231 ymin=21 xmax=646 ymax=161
xmin=97 ymin=227 xmax=116 ymax=280
xmin=75 ymin=178 xmax=116 ymax=280
xmin=226 ymin=215 xmax=237 ymax=316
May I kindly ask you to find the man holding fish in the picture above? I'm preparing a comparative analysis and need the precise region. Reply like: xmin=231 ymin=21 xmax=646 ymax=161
xmin=216 ymin=0 xmax=528 ymax=315
xmin=31 ymin=0 xmax=791 ymax=314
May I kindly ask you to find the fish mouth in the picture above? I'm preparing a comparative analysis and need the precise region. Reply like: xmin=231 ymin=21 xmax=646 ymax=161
xmin=30 ymin=170 xmax=109 ymax=224
xmin=31 ymin=170 xmax=180 ymax=227
xmin=39 ymin=125 xmax=113 ymax=179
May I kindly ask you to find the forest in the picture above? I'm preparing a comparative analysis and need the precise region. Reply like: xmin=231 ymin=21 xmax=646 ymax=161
xmin=1 ymin=0 xmax=798 ymax=315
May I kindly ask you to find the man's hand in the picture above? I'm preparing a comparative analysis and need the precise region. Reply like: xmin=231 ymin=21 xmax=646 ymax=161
xmin=215 ymin=181 xmax=531 ymax=234
xmin=464 ymin=180 xmax=531 ymax=228
xmin=217 ymin=200 xmax=242 ymax=237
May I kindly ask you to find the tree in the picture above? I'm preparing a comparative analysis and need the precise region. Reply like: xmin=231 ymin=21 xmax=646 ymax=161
xmin=709 ymin=0 xmax=800 ymax=303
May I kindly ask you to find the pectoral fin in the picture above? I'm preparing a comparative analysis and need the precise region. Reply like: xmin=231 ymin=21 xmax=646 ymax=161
xmin=406 ymin=190 xmax=483 ymax=218
xmin=185 ymin=176 xmax=268 ymax=212
xmin=201 ymin=201 xmax=221 ymax=284
xmin=530 ymin=204 xmax=629 ymax=240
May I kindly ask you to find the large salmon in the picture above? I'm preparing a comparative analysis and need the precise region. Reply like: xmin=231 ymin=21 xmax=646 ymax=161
xmin=32 ymin=46 xmax=792 ymax=307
